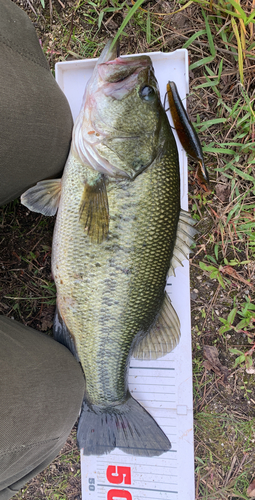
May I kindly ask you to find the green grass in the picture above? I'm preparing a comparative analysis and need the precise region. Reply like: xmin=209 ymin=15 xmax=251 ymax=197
xmin=195 ymin=412 xmax=255 ymax=499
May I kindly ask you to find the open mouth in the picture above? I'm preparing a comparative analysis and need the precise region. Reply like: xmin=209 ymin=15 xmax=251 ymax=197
xmin=96 ymin=39 xmax=151 ymax=84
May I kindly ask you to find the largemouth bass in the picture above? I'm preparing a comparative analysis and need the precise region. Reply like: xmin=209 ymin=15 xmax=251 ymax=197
xmin=21 ymin=41 xmax=196 ymax=457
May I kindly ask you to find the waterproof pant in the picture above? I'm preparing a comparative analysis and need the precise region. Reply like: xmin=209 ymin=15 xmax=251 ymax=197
xmin=0 ymin=1 xmax=85 ymax=498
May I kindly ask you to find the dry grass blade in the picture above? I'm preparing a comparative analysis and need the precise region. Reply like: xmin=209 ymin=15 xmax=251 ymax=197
xmin=131 ymin=0 xmax=194 ymax=16
xmin=57 ymin=0 xmax=65 ymax=8
xmin=231 ymin=20 xmax=244 ymax=84
xmin=250 ymin=0 xmax=255 ymax=40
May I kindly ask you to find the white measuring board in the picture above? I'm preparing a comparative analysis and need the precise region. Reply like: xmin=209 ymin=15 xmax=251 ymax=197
xmin=55 ymin=48 xmax=195 ymax=500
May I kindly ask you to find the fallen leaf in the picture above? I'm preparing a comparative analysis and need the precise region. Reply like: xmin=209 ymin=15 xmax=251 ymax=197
xmin=203 ymin=345 xmax=230 ymax=384
xmin=39 ymin=306 xmax=55 ymax=331
xmin=209 ymin=206 xmax=220 ymax=218
xmin=12 ymin=251 xmax=21 ymax=263
xmin=246 ymin=365 xmax=255 ymax=374
xmin=247 ymin=478 xmax=255 ymax=497
xmin=41 ymin=319 xmax=53 ymax=331
xmin=216 ymin=183 xmax=230 ymax=202
xmin=221 ymin=265 xmax=254 ymax=289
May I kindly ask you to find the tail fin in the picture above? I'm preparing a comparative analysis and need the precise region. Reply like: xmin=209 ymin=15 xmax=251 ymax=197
xmin=77 ymin=394 xmax=171 ymax=457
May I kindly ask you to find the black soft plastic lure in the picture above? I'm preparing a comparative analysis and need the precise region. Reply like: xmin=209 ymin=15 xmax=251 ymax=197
xmin=167 ymin=81 xmax=209 ymax=186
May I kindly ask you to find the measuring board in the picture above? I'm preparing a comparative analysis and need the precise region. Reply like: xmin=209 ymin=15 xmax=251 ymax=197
xmin=55 ymin=48 xmax=195 ymax=500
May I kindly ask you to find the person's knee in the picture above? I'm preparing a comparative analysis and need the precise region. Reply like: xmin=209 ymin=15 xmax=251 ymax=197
xmin=0 ymin=0 xmax=73 ymax=205
xmin=0 ymin=316 xmax=85 ymax=443
xmin=0 ymin=317 xmax=85 ymax=493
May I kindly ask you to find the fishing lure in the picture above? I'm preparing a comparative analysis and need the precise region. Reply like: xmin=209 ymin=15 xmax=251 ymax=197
xmin=167 ymin=81 xmax=209 ymax=186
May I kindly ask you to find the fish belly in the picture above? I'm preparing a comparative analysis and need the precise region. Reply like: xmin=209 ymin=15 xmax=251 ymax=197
xmin=52 ymin=148 xmax=180 ymax=408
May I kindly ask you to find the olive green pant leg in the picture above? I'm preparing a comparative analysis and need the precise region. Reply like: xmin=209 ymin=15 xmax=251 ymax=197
xmin=0 ymin=317 xmax=85 ymax=499
xmin=0 ymin=442 xmax=69 ymax=500
xmin=0 ymin=0 xmax=73 ymax=205
xmin=0 ymin=3 xmax=81 ymax=497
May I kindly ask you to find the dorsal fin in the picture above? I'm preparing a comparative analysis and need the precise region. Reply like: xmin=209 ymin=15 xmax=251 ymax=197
xmin=168 ymin=209 xmax=197 ymax=277
xmin=132 ymin=293 xmax=180 ymax=360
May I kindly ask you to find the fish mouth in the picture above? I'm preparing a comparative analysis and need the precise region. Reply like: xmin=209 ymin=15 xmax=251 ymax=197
xmin=96 ymin=38 xmax=151 ymax=85
xmin=96 ymin=39 xmax=120 ymax=65
xmin=98 ymin=57 xmax=151 ymax=85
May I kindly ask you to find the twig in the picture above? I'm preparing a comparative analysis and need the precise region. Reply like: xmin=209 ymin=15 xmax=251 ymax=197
xmin=31 ymin=236 xmax=44 ymax=254
xmin=223 ymin=455 xmax=237 ymax=486
xmin=200 ymin=478 xmax=214 ymax=491
xmin=232 ymin=453 xmax=248 ymax=478
xmin=190 ymin=243 xmax=207 ymax=261
xmin=224 ymin=106 xmax=244 ymax=141
xmin=66 ymin=12 xmax=74 ymax=47
xmin=26 ymin=301 xmax=44 ymax=326
xmin=195 ymin=470 xmax=200 ymax=499
xmin=57 ymin=0 xmax=65 ymax=8
xmin=26 ymin=216 xmax=44 ymax=236
xmin=49 ymin=0 xmax=52 ymax=24
xmin=202 ymin=282 xmax=221 ymax=330
xmin=26 ymin=0 xmax=37 ymax=15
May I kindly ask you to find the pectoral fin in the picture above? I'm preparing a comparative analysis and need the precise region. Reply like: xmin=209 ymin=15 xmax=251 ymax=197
xmin=133 ymin=293 xmax=180 ymax=360
xmin=21 ymin=179 xmax=61 ymax=216
xmin=79 ymin=174 xmax=109 ymax=244
xmin=168 ymin=209 xmax=197 ymax=277
xmin=167 ymin=81 xmax=209 ymax=186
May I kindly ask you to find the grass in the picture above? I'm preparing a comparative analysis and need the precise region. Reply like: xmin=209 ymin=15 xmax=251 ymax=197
xmin=8 ymin=0 xmax=255 ymax=498
xmin=195 ymin=412 xmax=255 ymax=499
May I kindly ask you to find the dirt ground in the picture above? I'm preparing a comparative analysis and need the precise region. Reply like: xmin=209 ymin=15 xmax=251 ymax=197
xmin=3 ymin=0 xmax=255 ymax=498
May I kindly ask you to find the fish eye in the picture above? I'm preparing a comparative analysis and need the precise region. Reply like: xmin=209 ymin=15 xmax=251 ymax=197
xmin=140 ymin=86 xmax=155 ymax=101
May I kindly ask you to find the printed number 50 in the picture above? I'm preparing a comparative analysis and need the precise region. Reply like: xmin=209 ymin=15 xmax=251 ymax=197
xmin=106 ymin=466 xmax=132 ymax=500
xmin=106 ymin=466 xmax=131 ymax=485
xmin=107 ymin=490 xmax=131 ymax=500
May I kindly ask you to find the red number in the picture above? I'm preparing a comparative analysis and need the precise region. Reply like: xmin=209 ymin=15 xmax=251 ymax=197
xmin=107 ymin=490 xmax=132 ymax=500
xmin=106 ymin=466 xmax=131 ymax=485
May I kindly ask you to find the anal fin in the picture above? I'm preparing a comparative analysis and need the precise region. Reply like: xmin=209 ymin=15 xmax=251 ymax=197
xmin=21 ymin=179 xmax=61 ymax=216
xmin=133 ymin=293 xmax=181 ymax=360
xmin=79 ymin=174 xmax=109 ymax=244
xmin=168 ymin=209 xmax=197 ymax=277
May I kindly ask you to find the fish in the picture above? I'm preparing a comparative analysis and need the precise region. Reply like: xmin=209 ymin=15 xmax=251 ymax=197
xmin=21 ymin=40 xmax=197 ymax=457
xmin=167 ymin=81 xmax=209 ymax=186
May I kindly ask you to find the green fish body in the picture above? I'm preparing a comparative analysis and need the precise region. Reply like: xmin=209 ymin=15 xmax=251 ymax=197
xmin=21 ymin=41 xmax=196 ymax=457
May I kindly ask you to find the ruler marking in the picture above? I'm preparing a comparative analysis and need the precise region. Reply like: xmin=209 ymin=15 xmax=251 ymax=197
xmin=130 ymin=392 xmax=176 ymax=395
xmin=97 ymin=484 xmax=178 ymax=494
xmin=129 ymin=384 xmax=175 ymax=388
xmin=97 ymin=462 xmax=178 ymax=467
xmin=129 ymin=368 xmax=175 ymax=371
